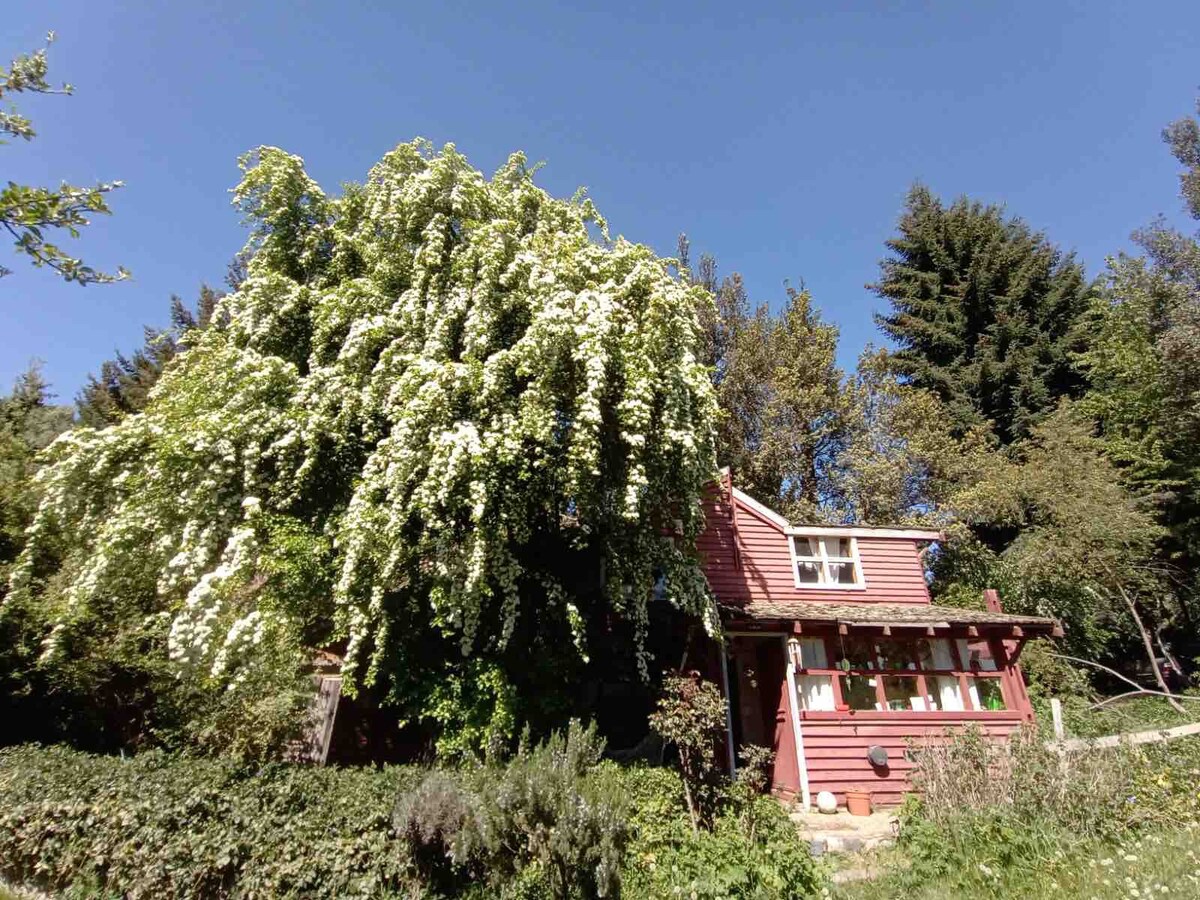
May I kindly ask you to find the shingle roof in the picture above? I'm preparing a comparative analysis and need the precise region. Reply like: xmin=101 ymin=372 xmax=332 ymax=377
xmin=720 ymin=600 xmax=1060 ymax=634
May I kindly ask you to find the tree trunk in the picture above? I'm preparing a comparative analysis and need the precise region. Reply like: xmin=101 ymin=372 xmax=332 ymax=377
xmin=1119 ymin=585 xmax=1186 ymax=713
xmin=1154 ymin=624 xmax=1185 ymax=681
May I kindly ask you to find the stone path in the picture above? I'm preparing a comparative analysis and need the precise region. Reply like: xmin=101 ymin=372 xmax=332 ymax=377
xmin=790 ymin=808 xmax=897 ymax=855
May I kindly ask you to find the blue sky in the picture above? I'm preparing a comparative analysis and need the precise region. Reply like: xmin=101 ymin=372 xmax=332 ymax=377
xmin=3 ymin=1 xmax=1199 ymax=400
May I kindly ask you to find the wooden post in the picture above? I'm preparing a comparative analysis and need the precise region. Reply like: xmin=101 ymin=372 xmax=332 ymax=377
xmin=1050 ymin=698 xmax=1065 ymax=741
xmin=783 ymin=636 xmax=812 ymax=811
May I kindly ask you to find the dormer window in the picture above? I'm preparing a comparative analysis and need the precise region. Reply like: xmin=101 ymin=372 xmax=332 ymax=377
xmin=790 ymin=534 xmax=864 ymax=589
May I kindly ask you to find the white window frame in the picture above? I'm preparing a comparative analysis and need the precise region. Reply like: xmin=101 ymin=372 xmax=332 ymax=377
xmin=789 ymin=533 xmax=867 ymax=590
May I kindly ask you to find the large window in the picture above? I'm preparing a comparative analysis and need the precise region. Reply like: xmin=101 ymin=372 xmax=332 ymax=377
xmin=792 ymin=634 xmax=1009 ymax=714
xmin=790 ymin=535 xmax=864 ymax=588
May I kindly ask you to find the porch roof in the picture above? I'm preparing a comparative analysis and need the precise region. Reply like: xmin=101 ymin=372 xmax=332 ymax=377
xmin=720 ymin=600 xmax=1062 ymax=636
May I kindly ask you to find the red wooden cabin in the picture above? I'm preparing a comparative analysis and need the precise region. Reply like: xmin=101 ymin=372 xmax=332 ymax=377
xmin=697 ymin=472 xmax=1061 ymax=810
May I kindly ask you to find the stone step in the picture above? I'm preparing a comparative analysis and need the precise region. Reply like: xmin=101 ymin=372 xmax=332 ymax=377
xmin=790 ymin=808 xmax=897 ymax=856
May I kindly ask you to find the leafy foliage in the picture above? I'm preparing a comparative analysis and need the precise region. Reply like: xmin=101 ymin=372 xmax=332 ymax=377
xmin=8 ymin=139 xmax=719 ymax=750
xmin=0 ymin=34 xmax=127 ymax=284
xmin=648 ymin=670 xmax=728 ymax=832
xmin=0 ymin=738 xmax=824 ymax=900
xmin=934 ymin=403 xmax=1167 ymax=657
xmin=680 ymin=238 xmax=968 ymax=528
xmin=620 ymin=763 xmax=823 ymax=899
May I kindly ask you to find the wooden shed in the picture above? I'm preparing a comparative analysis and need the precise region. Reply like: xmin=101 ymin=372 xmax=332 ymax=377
xmin=698 ymin=471 xmax=1061 ymax=809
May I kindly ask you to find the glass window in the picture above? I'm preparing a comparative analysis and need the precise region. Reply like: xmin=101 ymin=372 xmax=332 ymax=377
xmin=797 ymin=559 xmax=822 ymax=584
xmin=828 ymin=560 xmax=859 ymax=585
xmin=878 ymin=638 xmax=918 ymax=671
xmin=925 ymin=676 xmax=965 ymax=712
xmin=792 ymin=534 xmax=862 ymax=587
xmin=957 ymin=639 xmax=998 ymax=672
xmin=798 ymin=674 xmax=836 ymax=711
xmin=882 ymin=676 xmax=925 ymax=711
xmin=796 ymin=637 xmax=828 ymax=669
xmin=841 ymin=675 xmax=879 ymax=711
xmin=972 ymin=678 xmax=1007 ymax=710
xmin=836 ymin=637 xmax=879 ymax=671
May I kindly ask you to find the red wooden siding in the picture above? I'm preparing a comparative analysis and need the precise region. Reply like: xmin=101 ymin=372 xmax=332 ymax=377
xmin=758 ymin=664 xmax=1025 ymax=806
xmin=698 ymin=493 xmax=931 ymax=606
xmin=797 ymin=715 xmax=1026 ymax=807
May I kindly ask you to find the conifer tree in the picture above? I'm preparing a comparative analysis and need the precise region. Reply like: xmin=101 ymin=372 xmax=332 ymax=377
xmin=872 ymin=185 xmax=1093 ymax=445
xmin=76 ymin=285 xmax=222 ymax=426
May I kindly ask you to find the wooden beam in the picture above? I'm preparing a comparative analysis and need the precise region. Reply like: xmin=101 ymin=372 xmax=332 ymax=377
xmin=838 ymin=623 xmax=848 ymax=636
xmin=1052 ymin=624 xmax=1065 ymax=638
xmin=1007 ymin=639 xmax=1027 ymax=666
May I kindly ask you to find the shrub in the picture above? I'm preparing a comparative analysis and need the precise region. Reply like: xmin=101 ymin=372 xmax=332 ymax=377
xmin=621 ymin=766 xmax=823 ymax=900
xmin=0 ymin=745 xmax=420 ymax=899
xmin=648 ymin=670 xmax=727 ymax=832
xmin=393 ymin=769 xmax=477 ymax=891
xmin=892 ymin=727 xmax=1200 ymax=893
xmin=0 ymin=737 xmax=825 ymax=900
xmin=464 ymin=721 xmax=628 ymax=899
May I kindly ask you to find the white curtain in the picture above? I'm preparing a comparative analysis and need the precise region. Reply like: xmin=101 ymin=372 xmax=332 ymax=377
xmin=797 ymin=637 xmax=835 ymax=711
xmin=799 ymin=676 xmax=835 ymax=711
xmin=930 ymin=639 xmax=965 ymax=711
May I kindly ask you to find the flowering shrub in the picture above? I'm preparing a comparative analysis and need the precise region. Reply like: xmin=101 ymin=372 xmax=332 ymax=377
xmin=648 ymin=671 xmax=728 ymax=831
xmin=7 ymin=139 xmax=719 ymax=745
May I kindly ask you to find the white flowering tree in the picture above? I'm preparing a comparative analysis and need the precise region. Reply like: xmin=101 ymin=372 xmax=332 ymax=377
xmin=8 ymin=141 xmax=718 ymax=753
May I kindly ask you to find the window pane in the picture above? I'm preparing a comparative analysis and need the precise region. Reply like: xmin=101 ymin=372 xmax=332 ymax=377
xmin=882 ymin=676 xmax=924 ymax=711
xmin=798 ymin=675 xmax=836 ymax=711
xmin=797 ymin=637 xmax=828 ymax=669
xmin=836 ymin=637 xmax=879 ymax=670
xmin=797 ymin=559 xmax=822 ymax=584
xmin=925 ymin=676 xmax=965 ymax=711
xmin=877 ymin=638 xmax=917 ymax=671
xmin=840 ymin=675 xmax=879 ymax=710
xmin=828 ymin=561 xmax=858 ymax=584
xmin=917 ymin=638 xmax=956 ymax=670
xmin=824 ymin=537 xmax=853 ymax=559
xmin=973 ymin=677 xmax=1006 ymax=710
xmin=957 ymin=639 xmax=998 ymax=672
xmin=796 ymin=537 xmax=821 ymax=558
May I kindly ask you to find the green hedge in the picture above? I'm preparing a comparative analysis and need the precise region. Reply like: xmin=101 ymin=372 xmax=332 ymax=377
xmin=0 ymin=746 xmax=422 ymax=899
xmin=0 ymin=744 xmax=823 ymax=899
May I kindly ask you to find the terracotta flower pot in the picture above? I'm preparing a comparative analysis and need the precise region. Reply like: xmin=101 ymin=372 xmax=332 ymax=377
xmin=845 ymin=789 xmax=872 ymax=817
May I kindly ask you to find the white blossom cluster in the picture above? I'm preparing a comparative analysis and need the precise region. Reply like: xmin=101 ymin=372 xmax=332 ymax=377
xmin=9 ymin=140 xmax=719 ymax=691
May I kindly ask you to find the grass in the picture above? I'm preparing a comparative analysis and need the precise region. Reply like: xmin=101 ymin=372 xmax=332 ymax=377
xmin=834 ymin=823 xmax=1200 ymax=899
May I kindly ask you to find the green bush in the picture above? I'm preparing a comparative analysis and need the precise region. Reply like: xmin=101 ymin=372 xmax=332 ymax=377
xmin=0 ymin=745 xmax=420 ymax=899
xmin=648 ymin=670 xmax=728 ymax=832
xmin=619 ymin=762 xmax=824 ymax=899
xmin=395 ymin=721 xmax=629 ymax=899
xmin=0 ymin=739 xmax=825 ymax=900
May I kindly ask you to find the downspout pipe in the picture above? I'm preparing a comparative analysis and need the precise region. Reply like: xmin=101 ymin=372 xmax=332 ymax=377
xmin=719 ymin=644 xmax=737 ymax=778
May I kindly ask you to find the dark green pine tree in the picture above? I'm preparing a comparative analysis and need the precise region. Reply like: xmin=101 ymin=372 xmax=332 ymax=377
xmin=76 ymin=285 xmax=222 ymax=426
xmin=871 ymin=185 xmax=1094 ymax=445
